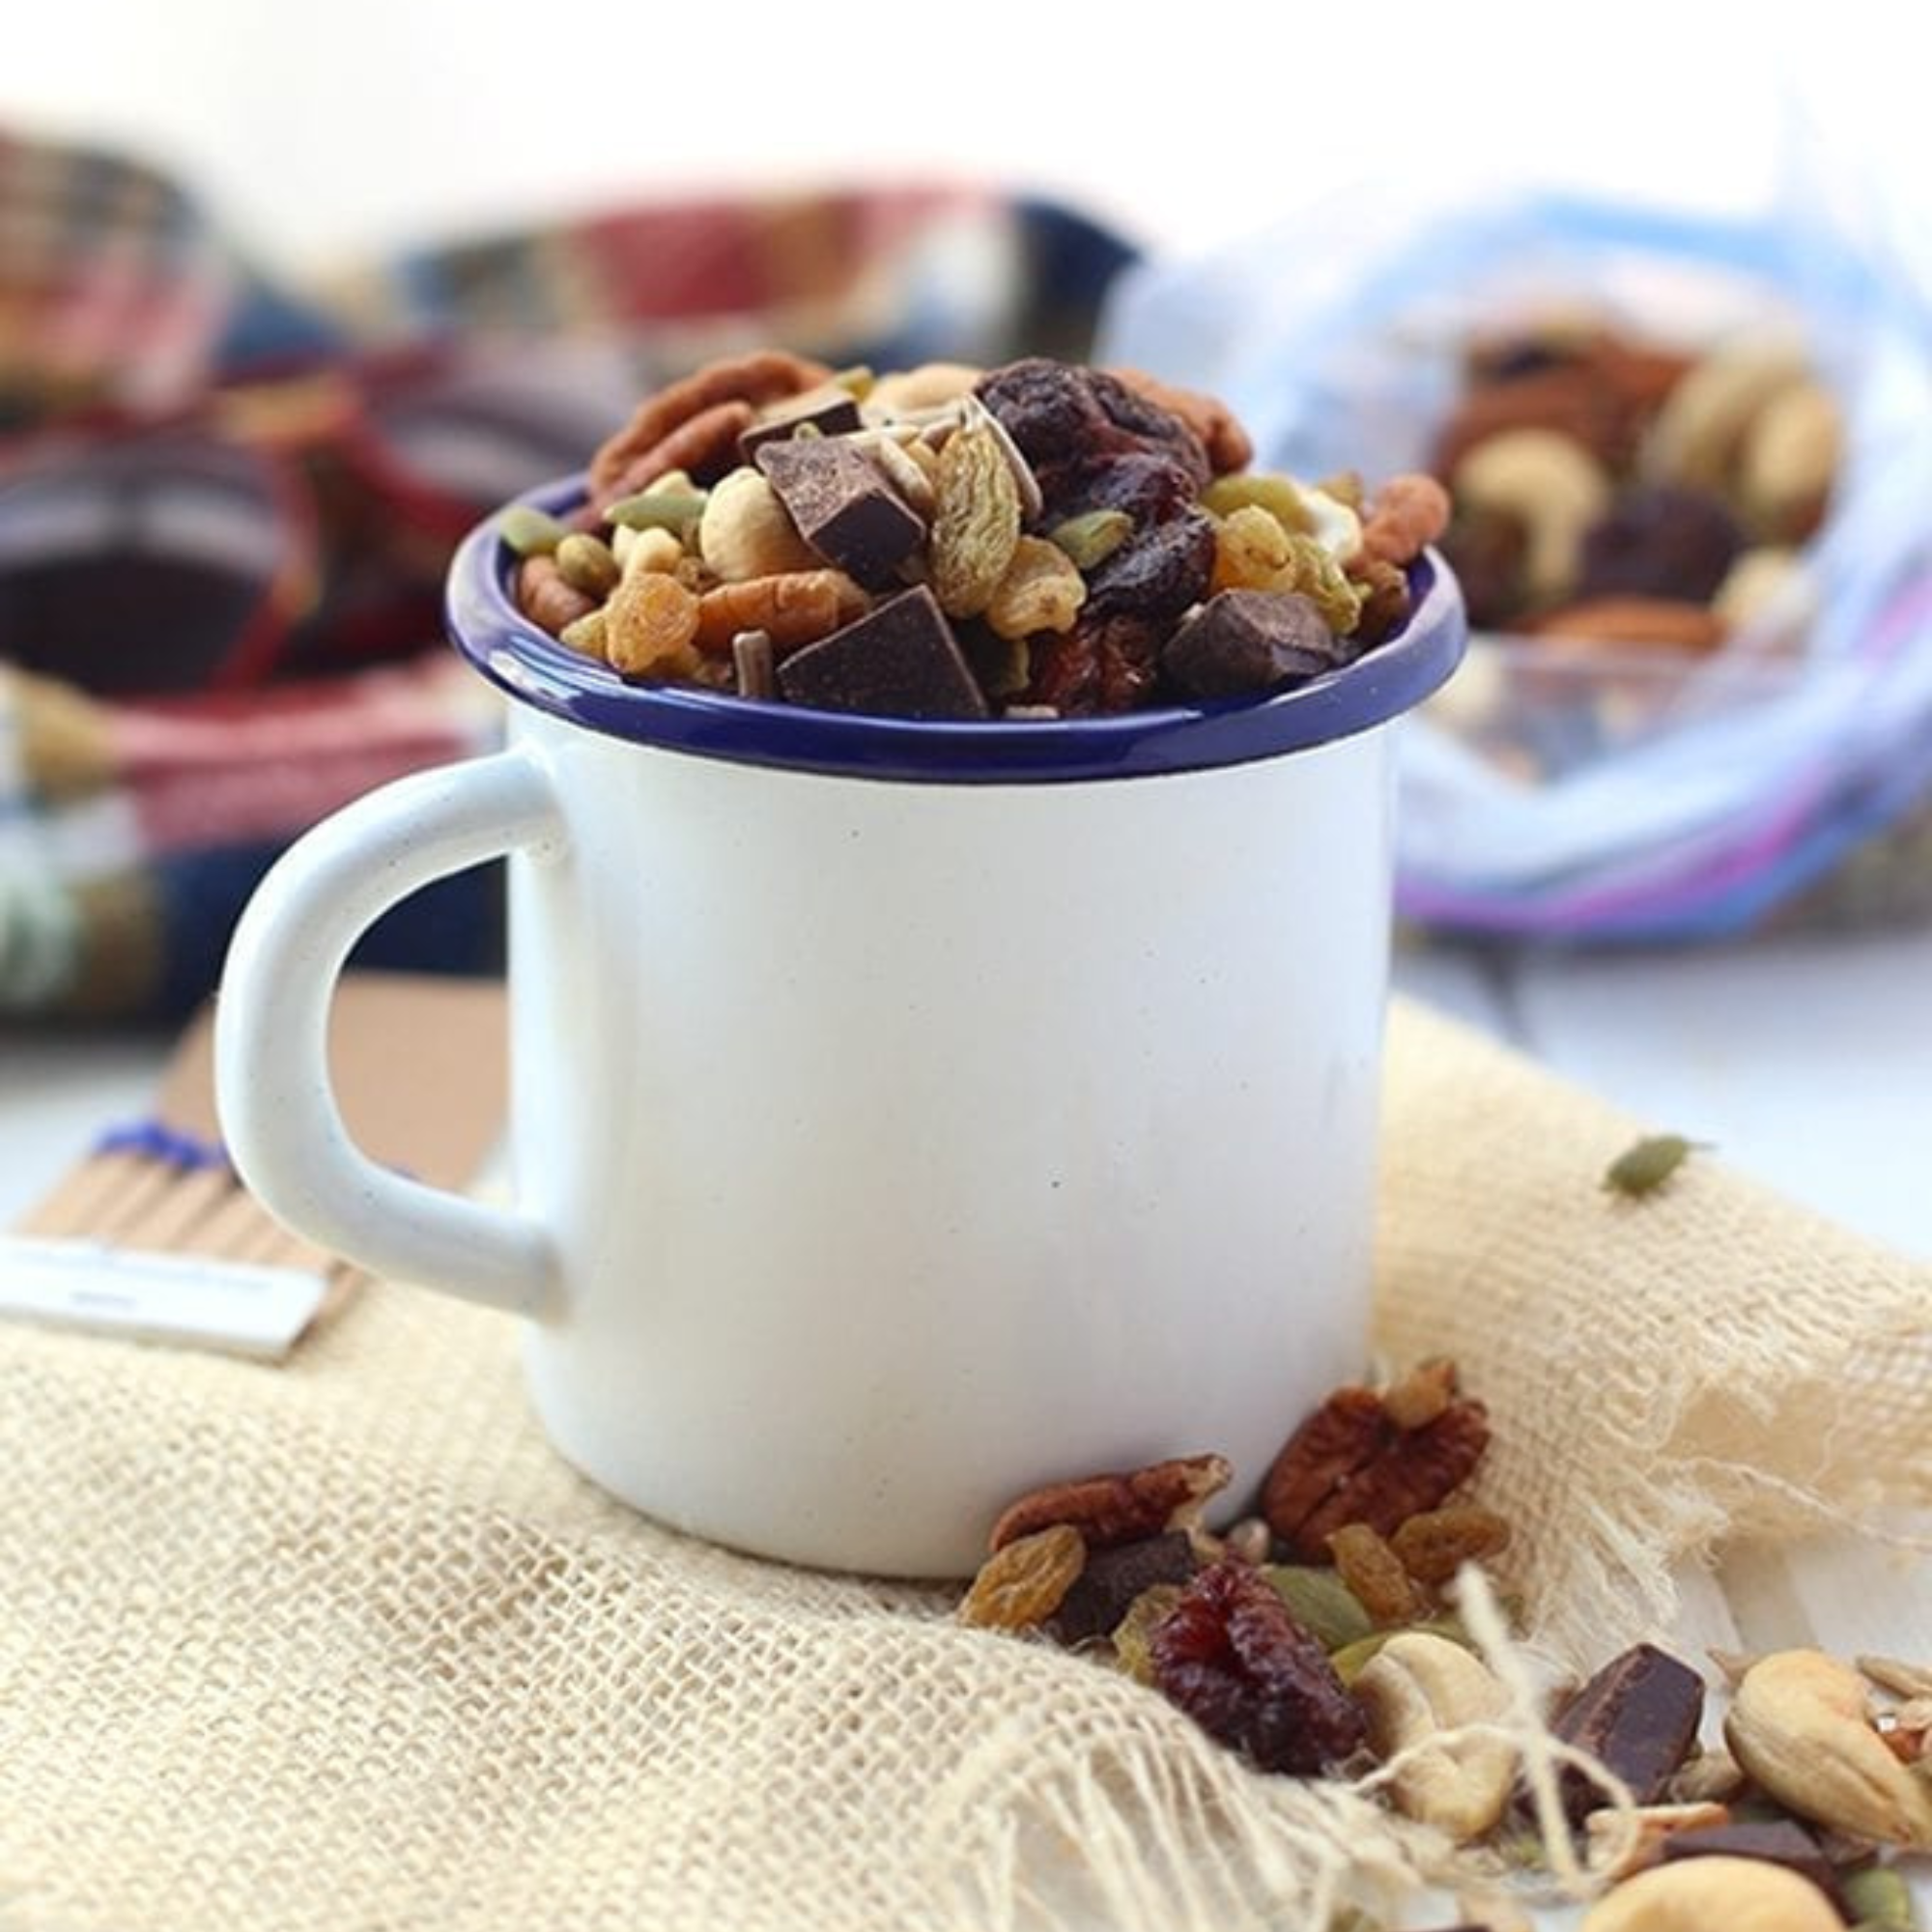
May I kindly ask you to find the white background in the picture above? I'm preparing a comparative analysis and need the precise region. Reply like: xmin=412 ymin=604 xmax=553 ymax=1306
xmin=3 ymin=0 xmax=1923 ymax=276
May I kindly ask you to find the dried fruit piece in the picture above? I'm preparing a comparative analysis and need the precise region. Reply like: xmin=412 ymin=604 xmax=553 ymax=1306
xmin=604 ymin=569 xmax=703 ymax=681
xmin=984 ymin=534 xmax=1086 ymax=640
xmin=1211 ymin=502 xmax=1297 ymax=592
xmin=1209 ymin=508 xmax=1365 ymax=633
xmin=1326 ymin=1521 xmax=1431 ymax=1626
xmin=1149 ymin=1557 xmax=1367 ymax=1776
xmin=1390 ymin=1504 xmax=1513 ymax=1586
xmin=1202 ymin=471 xmax=1316 ymax=530
xmin=1110 ymin=1583 xmax=1188 ymax=1687
xmin=929 ymin=413 xmax=1023 ymax=618
xmin=958 ymin=1522 xmax=1087 ymax=1631
xmin=976 ymin=357 xmax=1209 ymax=492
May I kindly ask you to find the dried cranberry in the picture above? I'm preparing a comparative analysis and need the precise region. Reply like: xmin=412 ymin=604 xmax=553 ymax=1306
xmin=1027 ymin=613 xmax=1164 ymax=716
xmin=1149 ymin=1558 xmax=1367 ymax=1776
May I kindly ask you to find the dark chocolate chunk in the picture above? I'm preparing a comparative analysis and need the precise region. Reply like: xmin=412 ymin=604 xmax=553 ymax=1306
xmin=1054 ymin=1531 xmax=1201 ymax=1645
xmin=776 ymin=584 xmax=989 ymax=721
xmin=1658 ymin=1819 xmax=1846 ymax=1914
xmin=1548 ymin=1642 xmax=1705 ymax=1823
xmin=1160 ymin=589 xmax=1348 ymax=699
xmin=736 ymin=387 xmax=865 ymax=462
xmin=754 ymin=438 xmax=923 ymax=586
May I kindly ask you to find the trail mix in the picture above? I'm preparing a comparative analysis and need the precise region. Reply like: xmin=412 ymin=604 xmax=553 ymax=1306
xmin=958 ymin=1359 xmax=1931 ymax=1929
xmin=500 ymin=350 xmax=1450 ymax=720
xmin=1432 ymin=318 xmax=1839 ymax=656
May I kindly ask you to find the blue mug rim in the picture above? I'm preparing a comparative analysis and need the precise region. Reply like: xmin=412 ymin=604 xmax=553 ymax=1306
xmin=444 ymin=473 xmax=1467 ymax=783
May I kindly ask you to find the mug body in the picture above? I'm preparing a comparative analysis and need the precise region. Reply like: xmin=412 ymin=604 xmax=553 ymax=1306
xmin=506 ymin=704 xmax=1398 ymax=1575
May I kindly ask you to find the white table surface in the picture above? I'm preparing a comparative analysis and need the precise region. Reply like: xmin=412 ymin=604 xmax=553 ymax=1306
xmin=1392 ymin=924 xmax=1932 ymax=1264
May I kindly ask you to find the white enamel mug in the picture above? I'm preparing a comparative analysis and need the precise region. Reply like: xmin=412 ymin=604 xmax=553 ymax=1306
xmin=214 ymin=478 xmax=1464 ymax=1577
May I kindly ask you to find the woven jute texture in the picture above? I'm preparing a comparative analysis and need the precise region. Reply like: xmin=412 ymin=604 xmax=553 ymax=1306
xmin=3 ymin=996 xmax=1927 ymax=1931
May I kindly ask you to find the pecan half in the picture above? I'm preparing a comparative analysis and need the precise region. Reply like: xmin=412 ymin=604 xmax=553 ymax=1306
xmin=1262 ymin=1381 xmax=1492 ymax=1562
xmin=588 ymin=350 xmax=833 ymax=499
xmin=987 ymin=1452 xmax=1232 ymax=1553
xmin=515 ymin=554 xmax=601 ymax=637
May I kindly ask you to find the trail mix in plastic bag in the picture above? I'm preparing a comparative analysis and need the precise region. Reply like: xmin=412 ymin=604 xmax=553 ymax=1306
xmin=957 ymin=1358 xmax=1932 ymax=1928
xmin=1433 ymin=316 xmax=1840 ymax=658
xmin=501 ymin=351 xmax=1449 ymax=720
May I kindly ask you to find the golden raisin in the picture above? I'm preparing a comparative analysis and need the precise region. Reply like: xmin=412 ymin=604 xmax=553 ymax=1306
xmin=930 ymin=415 xmax=1022 ymax=618
xmin=985 ymin=535 xmax=1087 ymax=640
xmin=1389 ymin=1503 xmax=1513 ymax=1585
xmin=958 ymin=1523 xmax=1087 ymax=1631
xmin=1325 ymin=1521 xmax=1431 ymax=1626
xmin=604 ymin=569 xmax=702 ymax=680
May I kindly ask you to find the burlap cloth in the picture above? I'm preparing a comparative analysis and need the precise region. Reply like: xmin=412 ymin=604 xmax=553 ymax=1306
xmin=3 ymin=995 xmax=1927 ymax=1931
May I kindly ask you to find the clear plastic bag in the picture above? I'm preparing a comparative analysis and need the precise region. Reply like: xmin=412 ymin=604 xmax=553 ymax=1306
xmin=1097 ymin=182 xmax=1932 ymax=941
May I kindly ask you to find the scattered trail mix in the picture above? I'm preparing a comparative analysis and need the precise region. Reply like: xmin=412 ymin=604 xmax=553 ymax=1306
xmin=1432 ymin=319 xmax=1839 ymax=656
xmin=957 ymin=1357 xmax=1931 ymax=1929
xmin=502 ymin=352 xmax=1450 ymax=719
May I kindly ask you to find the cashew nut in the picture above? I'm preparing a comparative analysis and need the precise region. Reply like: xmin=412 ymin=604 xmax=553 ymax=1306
xmin=1735 ymin=377 xmax=1840 ymax=539
xmin=864 ymin=361 xmax=983 ymax=414
xmin=1352 ymin=1630 xmax=1516 ymax=1842
xmin=1723 ymin=1648 xmax=1932 ymax=1849
xmin=1578 ymin=1853 xmax=1841 ymax=1932
xmin=1639 ymin=338 xmax=1814 ymax=495
xmin=1451 ymin=427 xmax=1610 ymax=607
xmin=696 ymin=466 xmax=822 ymax=583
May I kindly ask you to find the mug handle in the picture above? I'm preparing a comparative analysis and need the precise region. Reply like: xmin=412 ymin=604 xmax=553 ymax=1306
xmin=214 ymin=749 xmax=564 ymax=1316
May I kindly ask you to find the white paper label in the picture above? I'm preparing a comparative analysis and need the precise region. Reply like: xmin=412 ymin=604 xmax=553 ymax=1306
xmin=0 ymin=1237 xmax=328 ymax=1358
